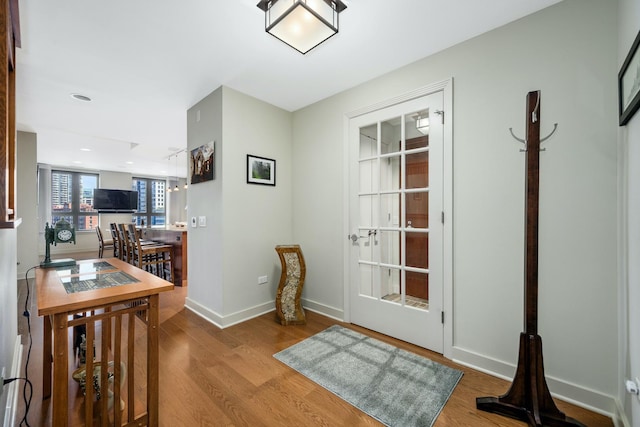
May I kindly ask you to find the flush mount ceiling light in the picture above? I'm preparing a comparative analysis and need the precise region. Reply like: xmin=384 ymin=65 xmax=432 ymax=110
xmin=414 ymin=112 xmax=430 ymax=135
xmin=257 ymin=0 xmax=347 ymax=54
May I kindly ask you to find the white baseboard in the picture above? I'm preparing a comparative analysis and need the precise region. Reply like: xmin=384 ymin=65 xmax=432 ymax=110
xmin=184 ymin=298 xmax=275 ymax=329
xmin=300 ymin=298 xmax=344 ymax=321
xmin=612 ymin=397 xmax=631 ymax=427
xmin=184 ymin=297 xmax=344 ymax=329
xmin=3 ymin=337 xmax=23 ymax=427
xmin=451 ymin=346 xmax=619 ymax=420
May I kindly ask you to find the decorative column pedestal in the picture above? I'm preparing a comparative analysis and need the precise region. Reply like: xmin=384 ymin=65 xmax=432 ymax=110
xmin=275 ymin=245 xmax=306 ymax=325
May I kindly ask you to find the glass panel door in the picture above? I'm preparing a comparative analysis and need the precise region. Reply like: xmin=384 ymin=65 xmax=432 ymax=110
xmin=349 ymin=92 xmax=444 ymax=351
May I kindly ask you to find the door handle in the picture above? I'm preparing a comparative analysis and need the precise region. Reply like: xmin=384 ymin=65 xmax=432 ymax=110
xmin=349 ymin=230 xmax=377 ymax=242
xmin=350 ymin=233 xmax=366 ymax=242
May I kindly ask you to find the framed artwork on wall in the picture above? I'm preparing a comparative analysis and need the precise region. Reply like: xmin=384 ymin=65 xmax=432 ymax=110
xmin=247 ymin=154 xmax=276 ymax=186
xmin=190 ymin=141 xmax=215 ymax=184
xmin=619 ymin=29 xmax=640 ymax=126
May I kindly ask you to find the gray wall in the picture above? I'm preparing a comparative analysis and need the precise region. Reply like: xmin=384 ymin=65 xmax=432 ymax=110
xmin=0 ymin=228 xmax=17 ymax=424
xmin=618 ymin=0 xmax=640 ymax=425
xmin=185 ymin=86 xmax=293 ymax=326
xmin=1 ymin=131 xmax=37 ymax=422
xmin=186 ymin=86 xmax=225 ymax=317
xmin=293 ymin=0 xmax=618 ymax=416
xmin=16 ymin=131 xmax=39 ymax=276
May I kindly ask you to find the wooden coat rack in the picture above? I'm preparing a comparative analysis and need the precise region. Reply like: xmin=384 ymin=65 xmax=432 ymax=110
xmin=476 ymin=91 xmax=585 ymax=427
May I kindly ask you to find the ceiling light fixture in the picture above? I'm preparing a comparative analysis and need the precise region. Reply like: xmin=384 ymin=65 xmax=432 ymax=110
xmin=414 ymin=113 xmax=430 ymax=135
xmin=173 ymin=154 xmax=180 ymax=193
xmin=256 ymin=0 xmax=347 ymax=54
xmin=167 ymin=156 xmax=172 ymax=193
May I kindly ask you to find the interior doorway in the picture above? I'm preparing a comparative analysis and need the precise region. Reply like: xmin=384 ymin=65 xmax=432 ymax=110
xmin=347 ymin=90 xmax=446 ymax=352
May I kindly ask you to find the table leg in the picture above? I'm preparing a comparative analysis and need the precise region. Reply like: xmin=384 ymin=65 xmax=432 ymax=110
xmin=52 ymin=313 xmax=69 ymax=426
xmin=42 ymin=314 xmax=52 ymax=399
xmin=147 ymin=294 xmax=160 ymax=426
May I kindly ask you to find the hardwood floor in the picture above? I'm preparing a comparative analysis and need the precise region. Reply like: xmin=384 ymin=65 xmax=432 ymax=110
xmin=15 ymin=252 xmax=613 ymax=426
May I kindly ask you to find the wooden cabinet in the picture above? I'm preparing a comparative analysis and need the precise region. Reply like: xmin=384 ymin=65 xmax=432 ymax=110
xmin=0 ymin=0 xmax=20 ymax=228
xmin=140 ymin=228 xmax=188 ymax=286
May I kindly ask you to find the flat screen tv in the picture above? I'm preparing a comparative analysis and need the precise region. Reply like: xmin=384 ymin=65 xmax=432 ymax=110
xmin=93 ymin=189 xmax=138 ymax=213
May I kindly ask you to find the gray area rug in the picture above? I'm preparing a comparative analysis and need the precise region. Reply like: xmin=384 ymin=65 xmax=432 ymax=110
xmin=274 ymin=325 xmax=463 ymax=427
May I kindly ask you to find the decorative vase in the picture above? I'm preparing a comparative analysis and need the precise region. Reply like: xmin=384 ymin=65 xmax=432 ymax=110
xmin=275 ymin=245 xmax=306 ymax=325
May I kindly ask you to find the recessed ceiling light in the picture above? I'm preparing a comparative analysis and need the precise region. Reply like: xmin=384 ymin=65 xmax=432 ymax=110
xmin=80 ymin=148 xmax=91 ymax=152
xmin=125 ymin=161 xmax=134 ymax=165
xmin=72 ymin=160 xmax=82 ymax=164
xmin=70 ymin=93 xmax=92 ymax=102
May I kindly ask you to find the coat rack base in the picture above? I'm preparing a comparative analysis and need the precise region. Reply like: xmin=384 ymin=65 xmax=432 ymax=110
xmin=476 ymin=333 xmax=586 ymax=427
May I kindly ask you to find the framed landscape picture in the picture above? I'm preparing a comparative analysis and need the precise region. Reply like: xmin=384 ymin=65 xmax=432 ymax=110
xmin=190 ymin=141 xmax=215 ymax=184
xmin=247 ymin=154 xmax=276 ymax=186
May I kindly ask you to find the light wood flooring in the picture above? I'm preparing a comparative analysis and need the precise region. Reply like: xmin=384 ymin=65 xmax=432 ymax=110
xmin=15 ymin=251 xmax=613 ymax=426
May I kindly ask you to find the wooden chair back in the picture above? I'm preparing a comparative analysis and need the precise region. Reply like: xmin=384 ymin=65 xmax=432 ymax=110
xmin=109 ymin=223 xmax=120 ymax=259
xmin=96 ymin=225 xmax=114 ymax=258
xmin=117 ymin=224 xmax=131 ymax=263
xmin=127 ymin=223 xmax=174 ymax=283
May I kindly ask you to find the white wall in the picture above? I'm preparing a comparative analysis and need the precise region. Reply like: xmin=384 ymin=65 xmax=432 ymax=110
xmin=618 ymin=0 xmax=640 ymax=425
xmin=0 ymin=228 xmax=18 ymax=423
xmin=293 ymin=0 xmax=618 ymax=415
xmin=185 ymin=86 xmax=293 ymax=326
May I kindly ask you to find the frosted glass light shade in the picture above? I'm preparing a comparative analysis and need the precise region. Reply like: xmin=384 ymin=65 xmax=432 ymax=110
xmin=257 ymin=0 xmax=347 ymax=54
xmin=416 ymin=117 xmax=430 ymax=135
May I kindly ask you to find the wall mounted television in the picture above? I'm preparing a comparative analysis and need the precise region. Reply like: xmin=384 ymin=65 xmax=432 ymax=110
xmin=93 ymin=189 xmax=138 ymax=213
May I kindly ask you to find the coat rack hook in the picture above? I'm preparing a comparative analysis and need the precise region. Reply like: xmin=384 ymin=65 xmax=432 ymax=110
xmin=540 ymin=123 xmax=558 ymax=144
xmin=509 ymin=127 xmax=526 ymax=144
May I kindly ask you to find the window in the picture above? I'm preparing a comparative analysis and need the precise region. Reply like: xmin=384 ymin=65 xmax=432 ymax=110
xmin=132 ymin=178 xmax=166 ymax=227
xmin=51 ymin=170 xmax=99 ymax=231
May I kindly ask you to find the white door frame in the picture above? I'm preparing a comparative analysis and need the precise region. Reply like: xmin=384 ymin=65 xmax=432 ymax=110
xmin=342 ymin=78 xmax=454 ymax=358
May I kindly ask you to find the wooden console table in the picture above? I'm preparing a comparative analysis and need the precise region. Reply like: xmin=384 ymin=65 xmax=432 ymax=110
xmin=36 ymin=258 xmax=174 ymax=426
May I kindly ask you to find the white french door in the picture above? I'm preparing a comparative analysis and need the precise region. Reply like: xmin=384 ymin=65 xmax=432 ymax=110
xmin=348 ymin=91 xmax=444 ymax=352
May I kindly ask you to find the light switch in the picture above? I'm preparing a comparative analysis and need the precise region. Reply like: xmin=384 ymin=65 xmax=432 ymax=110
xmin=198 ymin=216 xmax=207 ymax=227
xmin=191 ymin=217 xmax=197 ymax=228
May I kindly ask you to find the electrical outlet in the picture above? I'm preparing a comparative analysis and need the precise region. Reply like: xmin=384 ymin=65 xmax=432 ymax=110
xmin=258 ymin=275 xmax=268 ymax=285
xmin=625 ymin=378 xmax=640 ymax=401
